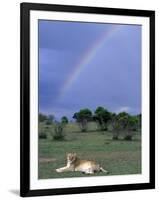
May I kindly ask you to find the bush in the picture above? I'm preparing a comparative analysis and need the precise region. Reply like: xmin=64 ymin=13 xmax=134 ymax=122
xmin=38 ymin=123 xmax=49 ymax=139
xmin=45 ymin=120 xmax=52 ymax=125
xmin=112 ymin=135 xmax=119 ymax=140
xmin=39 ymin=132 xmax=47 ymax=139
xmin=124 ymin=135 xmax=132 ymax=141
xmin=53 ymin=134 xmax=64 ymax=140
xmin=53 ymin=123 xmax=65 ymax=141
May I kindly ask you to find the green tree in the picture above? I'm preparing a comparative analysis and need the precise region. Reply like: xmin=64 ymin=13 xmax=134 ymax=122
xmin=124 ymin=115 xmax=139 ymax=140
xmin=38 ymin=123 xmax=47 ymax=139
xmin=117 ymin=112 xmax=129 ymax=129
xmin=73 ymin=108 xmax=92 ymax=132
xmin=61 ymin=116 xmax=69 ymax=125
xmin=110 ymin=112 xmax=129 ymax=140
xmin=111 ymin=112 xmax=139 ymax=140
xmin=39 ymin=113 xmax=47 ymax=122
xmin=110 ymin=113 xmax=119 ymax=140
xmin=136 ymin=114 xmax=141 ymax=130
xmin=45 ymin=114 xmax=54 ymax=125
xmin=94 ymin=106 xmax=111 ymax=131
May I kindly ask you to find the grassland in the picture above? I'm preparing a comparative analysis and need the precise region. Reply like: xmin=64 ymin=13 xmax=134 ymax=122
xmin=38 ymin=122 xmax=141 ymax=179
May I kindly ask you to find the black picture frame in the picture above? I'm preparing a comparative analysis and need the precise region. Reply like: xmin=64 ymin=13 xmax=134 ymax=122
xmin=20 ymin=2 xmax=155 ymax=197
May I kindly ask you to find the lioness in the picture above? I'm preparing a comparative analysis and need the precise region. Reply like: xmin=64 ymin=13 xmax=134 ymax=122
xmin=56 ymin=153 xmax=108 ymax=174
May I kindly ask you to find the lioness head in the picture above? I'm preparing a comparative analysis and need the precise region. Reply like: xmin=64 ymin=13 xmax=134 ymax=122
xmin=67 ymin=153 xmax=77 ymax=164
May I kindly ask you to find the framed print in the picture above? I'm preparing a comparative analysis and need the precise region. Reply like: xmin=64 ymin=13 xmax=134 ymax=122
xmin=20 ymin=2 xmax=155 ymax=197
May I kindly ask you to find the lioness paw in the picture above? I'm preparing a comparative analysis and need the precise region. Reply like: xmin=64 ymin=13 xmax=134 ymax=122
xmin=56 ymin=168 xmax=62 ymax=173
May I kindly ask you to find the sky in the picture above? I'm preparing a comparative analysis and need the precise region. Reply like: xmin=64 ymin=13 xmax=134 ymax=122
xmin=38 ymin=20 xmax=141 ymax=120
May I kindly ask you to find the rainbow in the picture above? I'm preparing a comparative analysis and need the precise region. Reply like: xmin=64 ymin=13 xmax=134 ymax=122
xmin=58 ymin=25 xmax=121 ymax=100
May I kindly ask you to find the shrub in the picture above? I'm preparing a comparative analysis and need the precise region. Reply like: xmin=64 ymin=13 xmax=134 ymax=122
xmin=39 ymin=123 xmax=47 ymax=139
xmin=53 ymin=122 xmax=65 ymax=141
xmin=124 ymin=135 xmax=132 ymax=141
xmin=39 ymin=132 xmax=47 ymax=139
xmin=112 ymin=135 xmax=119 ymax=140
xmin=53 ymin=134 xmax=64 ymax=140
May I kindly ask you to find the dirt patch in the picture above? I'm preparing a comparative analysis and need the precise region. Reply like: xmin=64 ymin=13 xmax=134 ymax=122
xmin=39 ymin=158 xmax=57 ymax=163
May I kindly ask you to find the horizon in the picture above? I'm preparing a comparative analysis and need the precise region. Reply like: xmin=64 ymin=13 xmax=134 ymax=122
xmin=39 ymin=107 xmax=141 ymax=122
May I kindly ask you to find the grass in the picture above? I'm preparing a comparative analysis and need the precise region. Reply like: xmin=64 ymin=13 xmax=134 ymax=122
xmin=38 ymin=122 xmax=141 ymax=179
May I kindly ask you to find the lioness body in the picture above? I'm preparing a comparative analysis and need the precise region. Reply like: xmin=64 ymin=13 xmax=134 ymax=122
xmin=56 ymin=153 xmax=108 ymax=174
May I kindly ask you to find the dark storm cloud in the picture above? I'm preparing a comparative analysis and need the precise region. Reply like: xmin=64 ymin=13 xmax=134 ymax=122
xmin=38 ymin=20 xmax=141 ymax=120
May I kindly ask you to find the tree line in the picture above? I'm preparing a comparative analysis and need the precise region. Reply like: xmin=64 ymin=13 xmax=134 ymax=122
xmin=39 ymin=106 xmax=141 ymax=141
